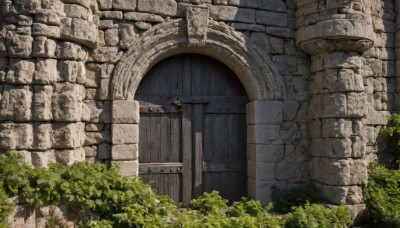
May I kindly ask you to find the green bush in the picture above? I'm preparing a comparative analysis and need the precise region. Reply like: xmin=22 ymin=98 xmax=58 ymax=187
xmin=363 ymin=163 xmax=400 ymax=227
xmin=271 ymin=183 xmax=320 ymax=213
xmin=379 ymin=114 xmax=400 ymax=164
xmin=0 ymin=151 xmax=355 ymax=228
xmin=284 ymin=203 xmax=353 ymax=228
xmin=0 ymin=183 xmax=12 ymax=228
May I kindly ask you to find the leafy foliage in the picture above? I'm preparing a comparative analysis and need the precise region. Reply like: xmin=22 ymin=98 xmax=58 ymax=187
xmin=379 ymin=114 xmax=400 ymax=164
xmin=177 ymin=196 xmax=284 ymax=228
xmin=284 ymin=203 xmax=353 ymax=228
xmin=0 ymin=151 xmax=354 ymax=227
xmin=363 ymin=163 xmax=400 ymax=227
xmin=0 ymin=183 xmax=12 ymax=228
xmin=271 ymin=183 xmax=320 ymax=213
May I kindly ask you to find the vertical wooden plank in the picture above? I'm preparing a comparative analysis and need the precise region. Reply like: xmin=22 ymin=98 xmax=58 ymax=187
xmin=170 ymin=113 xmax=181 ymax=162
xmin=181 ymin=56 xmax=192 ymax=205
xmin=171 ymin=55 xmax=184 ymax=97
xmin=191 ymin=55 xmax=204 ymax=198
xmin=139 ymin=114 xmax=150 ymax=163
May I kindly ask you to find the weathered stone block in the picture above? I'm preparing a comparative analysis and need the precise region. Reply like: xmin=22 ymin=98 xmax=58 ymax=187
xmin=315 ymin=69 xmax=364 ymax=94
xmin=31 ymin=151 xmax=51 ymax=168
xmin=137 ymin=0 xmax=177 ymax=17
xmin=85 ymin=100 xmax=112 ymax=123
xmin=135 ymin=21 xmax=151 ymax=30
xmin=275 ymin=157 xmax=309 ymax=182
xmin=310 ymin=158 xmax=367 ymax=185
xmin=112 ymin=144 xmax=138 ymax=160
xmin=51 ymin=122 xmax=85 ymax=149
xmin=52 ymin=83 xmax=84 ymax=122
xmin=322 ymin=118 xmax=353 ymax=138
xmin=85 ymin=124 xmax=106 ymax=132
xmin=101 ymin=11 xmax=123 ymax=19
xmin=60 ymin=18 xmax=98 ymax=48
xmin=347 ymin=93 xmax=367 ymax=117
xmin=324 ymin=53 xmax=362 ymax=70
xmin=97 ymin=0 xmax=112 ymax=10
xmin=58 ymin=60 xmax=79 ymax=82
xmin=124 ymin=12 xmax=164 ymax=22
xmin=18 ymin=15 xmax=33 ymax=26
xmin=247 ymin=161 xmax=275 ymax=181
xmin=33 ymin=123 xmax=52 ymax=150
xmin=84 ymin=146 xmax=97 ymax=157
xmin=259 ymin=0 xmax=287 ymax=12
xmin=256 ymin=10 xmax=287 ymax=27
xmin=209 ymin=5 xmax=255 ymax=23
xmin=247 ymin=124 xmax=283 ymax=145
xmin=6 ymin=59 xmax=35 ymax=84
xmin=112 ymin=100 xmax=140 ymax=124
xmin=104 ymin=28 xmax=119 ymax=46
xmin=84 ymin=131 xmax=110 ymax=145
xmin=33 ymin=85 xmax=53 ymax=120
xmin=81 ymin=102 xmax=91 ymax=122
xmin=90 ymin=47 xmax=122 ymax=63
xmin=0 ymin=123 xmax=33 ymax=150
xmin=55 ymin=148 xmax=85 ymax=165
xmin=310 ymin=137 xmax=365 ymax=158
xmin=32 ymin=23 xmax=60 ymax=38
xmin=64 ymin=4 xmax=89 ymax=20
xmin=112 ymin=124 xmax=138 ymax=145
xmin=113 ymin=0 xmax=137 ymax=10
xmin=280 ymin=122 xmax=301 ymax=144
xmin=119 ymin=24 xmax=138 ymax=49
xmin=33 ymin=36 xmax=57 ymax=58
xmin=247 ymin=144 xmax=284 ymax=162
xmin=56 ymin=42 xmax=88 ymax=61
xmin=99 ymin=78 xmax=110 ymax=100
xmin=319 ymin=184 xmax=363 ymax=205
xmin=246 ymin=101 xmax=282 ymax=124
xmin=0 ymin=85 xmax=32 ymax=121
xmin=35 ymin=11 xmax=61 ymax=25
xmin=117 ymin=160 xmax=139 ymax=176
xmin=34 ymin=58 xmax=58 ymax=84
xmin=8 ymin=33 xmax=33 ymax=58
xmin=310 ymin=94 xmax=347 ymax=119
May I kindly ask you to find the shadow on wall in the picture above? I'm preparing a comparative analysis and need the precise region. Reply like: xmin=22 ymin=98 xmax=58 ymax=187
xmin=230 ymin=0 xmax=312 ymax=203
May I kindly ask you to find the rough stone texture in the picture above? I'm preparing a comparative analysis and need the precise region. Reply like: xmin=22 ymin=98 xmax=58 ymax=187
xmin=137 ymin=0 xmax=177 ymax=16
xmin=2 ymin=0 xmax=399 ymax=225
xmin=112 ymin=100 xmax=140 ymax=124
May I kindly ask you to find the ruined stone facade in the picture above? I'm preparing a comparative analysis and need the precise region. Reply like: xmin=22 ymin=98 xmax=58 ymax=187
xmin=0 ymin=0 xmax=399 ymax=223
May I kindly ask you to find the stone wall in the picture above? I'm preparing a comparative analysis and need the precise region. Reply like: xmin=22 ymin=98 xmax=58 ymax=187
xmin=0 ymin=0 xmax=99 ymax=167
xmin=85 ymin=0 xmax=312 ymax=204
xmin=0 ymin=0 xmax=399 ymax=225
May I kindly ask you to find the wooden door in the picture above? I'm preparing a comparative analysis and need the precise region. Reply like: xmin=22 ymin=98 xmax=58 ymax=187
xmin=135 ymin=54 xmax=248 ymax=205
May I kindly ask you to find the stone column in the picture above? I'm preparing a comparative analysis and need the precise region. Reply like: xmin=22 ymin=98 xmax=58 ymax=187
xmin=0 ymin=0 xmax=98 ymax=167
xmin=295 ymin=0 xmax=374 ymax=210
xmin=247 ymin=100 xmax=284 ymax=204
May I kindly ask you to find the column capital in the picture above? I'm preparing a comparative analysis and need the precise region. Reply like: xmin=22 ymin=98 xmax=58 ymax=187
xmin=295 ymin=0 xmax=374 ymax=54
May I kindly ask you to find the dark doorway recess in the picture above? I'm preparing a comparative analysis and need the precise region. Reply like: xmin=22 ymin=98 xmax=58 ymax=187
xmin=135 ymin=54 xmax=248 ymax=205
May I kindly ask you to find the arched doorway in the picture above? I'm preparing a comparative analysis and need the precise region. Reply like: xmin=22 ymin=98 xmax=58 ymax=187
xmin=135 ymin=54 xmax=248 ymax=205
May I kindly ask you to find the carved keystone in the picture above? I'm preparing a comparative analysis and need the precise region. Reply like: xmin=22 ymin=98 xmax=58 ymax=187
xmin=186 ymin=6 xmax=209 ymax=45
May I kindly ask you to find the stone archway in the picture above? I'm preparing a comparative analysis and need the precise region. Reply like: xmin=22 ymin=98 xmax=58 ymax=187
xmin=110 ymin=5 xmax=286 ymax=204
